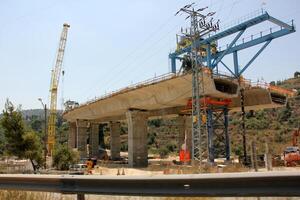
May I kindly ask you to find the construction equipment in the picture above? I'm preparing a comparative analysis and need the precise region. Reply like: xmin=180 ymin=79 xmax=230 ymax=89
xmin=284 ymin=128 xmax=300 ymax=166
xmin=176 ymin=35 xmax=218 ymax=56
xmin=47 ymin=23 xmax=70 ymax=156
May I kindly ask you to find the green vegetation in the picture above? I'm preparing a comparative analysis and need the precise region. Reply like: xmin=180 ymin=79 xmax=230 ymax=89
xmin=52 ymin=144 xmax=79 ymax=170
xmin=0 ymin=99 xmax=44 ymax=172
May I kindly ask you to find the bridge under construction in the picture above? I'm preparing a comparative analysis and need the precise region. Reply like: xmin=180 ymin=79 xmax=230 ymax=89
xmin=63 ymin=8 xmax=296 ymax=167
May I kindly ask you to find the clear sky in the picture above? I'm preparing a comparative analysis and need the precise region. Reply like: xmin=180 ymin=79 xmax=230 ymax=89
xmin=0 ymin=0 xmax=299 ymax=111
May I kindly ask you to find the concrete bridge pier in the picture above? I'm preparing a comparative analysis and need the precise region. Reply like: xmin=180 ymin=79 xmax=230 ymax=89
xmin=109 ymin=121 xmax=121 ymax=160
xmin=76 ymin=120 xmax=88 ymax=158
xmin=89 ymin=123 xmax=100 ymax=158
xmin=68 ymin=122 xmax=77 ymax=149
xmin=126 ymin=110 xmax=148 ymax=168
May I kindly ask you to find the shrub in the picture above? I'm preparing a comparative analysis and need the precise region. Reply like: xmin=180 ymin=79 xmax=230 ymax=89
xmin=166 ymin=142 xmax=177 ymax=152
xmin=52 ymin=144 xmax=79 ymax=170
xmin=147 ymin=132 xmax=157 ymax=145
xmin=158 ymin=146 xmax=170 ymax=158
xmin=120 ymin=142 xmax=128 ymax=151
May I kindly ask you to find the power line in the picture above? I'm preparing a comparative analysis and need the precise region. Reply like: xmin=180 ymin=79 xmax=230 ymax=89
xmin=85 ymin=20 xmax=185 ymax=99
xmin=79 ymin=13 xmax=178 ymax=99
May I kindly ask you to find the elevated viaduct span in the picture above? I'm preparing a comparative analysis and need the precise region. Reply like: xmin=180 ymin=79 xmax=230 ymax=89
xmin=63 ymin=10 xmax=295 ymax=167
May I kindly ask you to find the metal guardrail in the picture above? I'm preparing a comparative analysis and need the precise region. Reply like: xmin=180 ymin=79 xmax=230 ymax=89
xmin=0 ymin=172 xmax=300 ymax=197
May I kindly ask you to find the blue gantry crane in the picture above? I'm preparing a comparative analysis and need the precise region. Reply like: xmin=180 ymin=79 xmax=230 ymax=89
xmin=169 ymin=10 xmax=295 ymax=76
xmin=169 ymin=9 xmax=295 ymax=164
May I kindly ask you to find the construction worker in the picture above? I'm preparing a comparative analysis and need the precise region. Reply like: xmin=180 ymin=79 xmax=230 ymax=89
xmin=86 ymin=158 xmax=93 ymax=174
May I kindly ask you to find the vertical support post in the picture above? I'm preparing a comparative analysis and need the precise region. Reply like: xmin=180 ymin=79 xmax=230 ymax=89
xmin=233 ymin=51 xmax=239 ymax=77
xmin=126 ymin=111 xmax=148 ymax=167
xmin=99 ymin=124 xmax=106 ymax=149
xmin=207 ymin=108 xmax=214 ymax=164
xmin=90 ymin=123 xmax=99 ymax=158
xmin=77 ymin=194 xmax=85 ymax=200
xmin=240 ymin=88 xmax=248 ymax=165
xmin=68 ymin=122 xmax=77 ymax=149
xmin=76 ymin=119 xmax=79 ymax=149
xmin=224 ymin=106 xmax=230 ymax=162
xmin=171 ymin=56 xmax=176 ymax=73
xmin=206 ymin=44 xmax=212 ymax=69
xmin=76 ymin=120 xmax=88 ymax=159
xmin=109 ymin=121 xmax=121 ymax=160
xmin=43 ymin=104 xmax=47 ymax=169
xmin=251 ymin=141 xmax=258 ymax=172
xmin=265 ymin=143 xmax=272 ymax=171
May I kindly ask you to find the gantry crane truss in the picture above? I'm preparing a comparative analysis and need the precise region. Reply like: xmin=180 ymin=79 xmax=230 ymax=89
xmin=170 ymin=9 xmax=295 ymax=164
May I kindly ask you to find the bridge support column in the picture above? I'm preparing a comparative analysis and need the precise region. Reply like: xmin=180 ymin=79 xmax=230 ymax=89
xmin=68 ymin=122 xmax=77 ymax=149
xmin=90 ymin=123 xmax=99 ymax=158
xmin=76 ymin=120 xmax=88 ymax=159
xmin=126 ymin=111 xmax=148 ymax=168
xmin=109 ymin=121 xmax=121 ymax=160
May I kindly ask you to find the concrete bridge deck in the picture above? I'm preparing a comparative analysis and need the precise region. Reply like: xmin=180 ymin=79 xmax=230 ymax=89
xmin=63 ymin=72 xmax=287 ymax=167
xmin=64 ymin=72 xmax=285 ymax=122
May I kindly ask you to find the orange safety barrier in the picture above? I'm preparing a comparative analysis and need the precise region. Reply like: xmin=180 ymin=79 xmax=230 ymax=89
xmin=268 ymin=85 xmax=296 ymax=97
xmin=179 ymin=149 xmax=191 ymax=162
xmin=186 ymin=97 xmax=232 ymax=108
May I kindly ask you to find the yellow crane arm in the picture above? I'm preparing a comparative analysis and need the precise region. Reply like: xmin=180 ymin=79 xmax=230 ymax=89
xmin=48 ymin=23 xmax=70 ymax=156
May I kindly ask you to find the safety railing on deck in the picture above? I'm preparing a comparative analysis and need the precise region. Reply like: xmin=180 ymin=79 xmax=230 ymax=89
xmin=217 ymin=19 xmax=294 ymax=52
xmin=83 ymin=72 xmax=178 ymax=107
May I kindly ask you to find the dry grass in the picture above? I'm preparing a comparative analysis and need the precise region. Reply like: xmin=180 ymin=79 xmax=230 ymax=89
xmin=0 ymin=191 xmax=298 ymax=200
xmin=0 ymin=190 xmax=75 ymax=200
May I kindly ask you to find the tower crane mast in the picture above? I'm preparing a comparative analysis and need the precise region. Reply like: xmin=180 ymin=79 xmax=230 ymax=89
xmin=48 ymin=23 xmax=70 ymax=156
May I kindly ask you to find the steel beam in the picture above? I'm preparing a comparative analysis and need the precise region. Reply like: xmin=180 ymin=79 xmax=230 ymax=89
xmin=220 ymin=61 xmax=235 ymax=77
xmin=238 ymin=40 xmax=272 ymax=76
xmin=224 ymin=107 xmax=230 ymax=161
xmin=214 ymin=28 xmax=294 ymax=60
xmin=268 ymin=16 xmax=293 ymax=30
xmin=212 ymin=29 xmax=245 ymax=68
xmin=233 ymin=51 xmax=239 ymax=76
xmin=0 ymin=172 xmax=300 ymax=196
xmin=207 ymin=109 xmax=214 ymax=163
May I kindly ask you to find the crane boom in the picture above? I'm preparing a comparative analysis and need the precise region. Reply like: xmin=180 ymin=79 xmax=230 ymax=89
xmin=48 ymin=23 xmax=70 ymax=156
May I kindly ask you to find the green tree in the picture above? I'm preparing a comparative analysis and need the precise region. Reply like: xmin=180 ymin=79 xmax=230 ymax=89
xmin=0 ymin=124 xmax=6 ymax=155
xmin=0 ymin=99 xmax=43 ymax=172
xmin=30 ymin=116 xmax=43 ymax=133
xmin=23 ymin=131 xmax=44 ymax=171
xmin=52 ymin=144 xmax=79 ymax=170
xmin=278 ymin=102 xmax=292 ymax=122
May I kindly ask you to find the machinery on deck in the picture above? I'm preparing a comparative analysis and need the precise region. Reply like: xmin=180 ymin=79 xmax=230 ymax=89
xmin=284 ymin=128 xmax=300 ymax=166
xmin=47 ymin=23 xmax=70 ymax=156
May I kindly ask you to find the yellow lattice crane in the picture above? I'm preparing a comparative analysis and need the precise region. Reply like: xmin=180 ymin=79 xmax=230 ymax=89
xmin=48 ymin=23 xmax=70 ymax=156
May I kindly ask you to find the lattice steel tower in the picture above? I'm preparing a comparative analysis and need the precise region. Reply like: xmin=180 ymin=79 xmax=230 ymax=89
xmin=175 ymin=3 xmax=219 ymax=162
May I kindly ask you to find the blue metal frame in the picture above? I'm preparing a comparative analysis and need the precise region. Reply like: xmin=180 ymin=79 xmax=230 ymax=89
xmin=169 ymin=11 xmax=295 ymax=76
xmin=206 ymin=105 xmax=230 ymax=164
